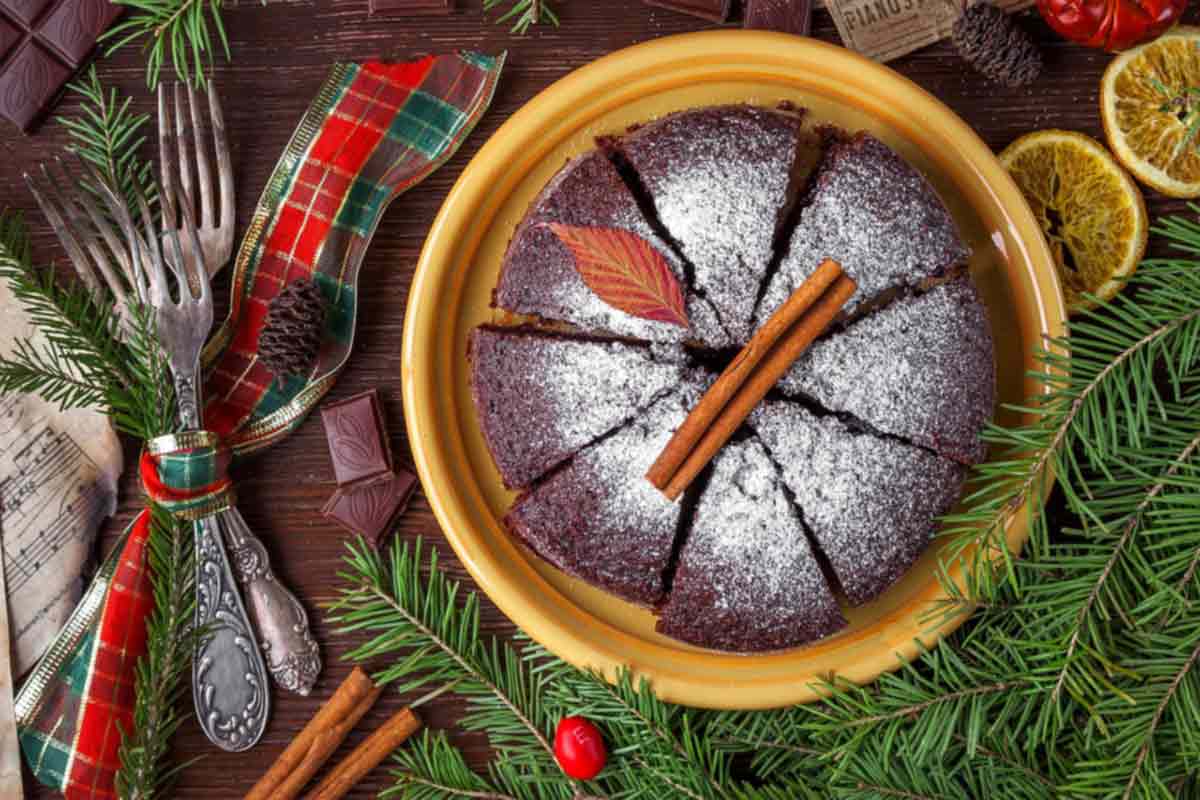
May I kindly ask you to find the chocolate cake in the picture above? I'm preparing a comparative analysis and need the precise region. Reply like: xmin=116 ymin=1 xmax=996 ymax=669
xmin=756 ymin=132 xmax=971 ymax=323
xmin=505 ymin=373 xmax=710 ymax=606
xmin=778 ymin=277 xmax=996 ymax=464
xmin=614 ymin=105 xmax=814 ymax=344
xmin=470 ymin=109 xmax=997 ymax=654
xmin=750 ymin=400 xmax=966 ymax=606
xmin=656 ymin=436 xmax=846 ymax=651
xmin=468 ymin=325 xmax=686 ymax=489
xmin=493 ymin=149 xmax=727 ymax=346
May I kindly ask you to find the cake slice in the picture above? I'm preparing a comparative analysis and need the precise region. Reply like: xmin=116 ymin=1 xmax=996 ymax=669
xmin=494 ymin=149 xmax=726 ymax=346
xmin=756 ymin=132 xmax=970 ymax=323
xmin=505 ymin=372 xmax=710 ymax=606
xmin=469 ymin=326 xmax=686 ymax=489
xmin=613 ymin=105 xmax=814 ymax=344
xmin=656 ymin=436 xmax=845 ymax=652
xmin=779 ymin=277 xmax=996 ymax=464
xmin=750 ymin=400 xmax=966 ymax=606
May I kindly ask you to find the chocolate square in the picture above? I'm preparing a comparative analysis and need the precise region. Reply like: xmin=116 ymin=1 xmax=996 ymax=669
xmin=37 ymin=0 xmax=120 ymax=64
xmin=643 ymin=0 xmax=731 ymax=22
xmin=0 ymin=17 xmax=21 ymax=60
xmin=4 ymin=0 xmax=52 ymax=25
xmin=744 ymin=0 xmax=812 ymax=36
xmin=0 ymin=40 xmax=68 ymax=132
xmin=322 ymin=470 xmax=418 ymax=546
xmin=321 ymin=389 xmax=394 ymax=487
xmin=369 ymin=0 xmax=453 ymax=14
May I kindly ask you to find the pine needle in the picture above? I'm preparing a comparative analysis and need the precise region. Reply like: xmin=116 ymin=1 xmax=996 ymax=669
xmin=482 ymin=0 xmax=559 ymax=35
xmin=103 ymin=0 xmax=233 ymax=88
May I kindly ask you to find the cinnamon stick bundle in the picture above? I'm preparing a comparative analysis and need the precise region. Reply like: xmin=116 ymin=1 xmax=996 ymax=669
xmin=244 ymin=667 xmax=383 ymax=800
xmin=304 ymin=707 xmax=423 ymax=799
xmin=648 ymin=259 xmax=856 ymax=500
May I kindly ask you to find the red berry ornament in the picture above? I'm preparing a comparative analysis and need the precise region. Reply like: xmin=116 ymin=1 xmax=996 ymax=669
xmin=553 ymin=716 xmax=607 ymax=780
xmin=1037 ymin=0 xmax=1187 ymax=51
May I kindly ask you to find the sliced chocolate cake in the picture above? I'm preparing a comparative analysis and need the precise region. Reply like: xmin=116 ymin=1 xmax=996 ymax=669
xmin=469 ymin=326 xmax=686 ymax=489
xmin=494 ymin=149 xmax=726 ymax=346
xmin=613 ymin=105 xmax=814 ymax=344
xmin=751 ymin=400 xmax=966 ymax=606
xmin=779 ymin=277 xmax=996 ymax=464
xmin=756 ymin=132 xmax=970 ymax=323
xmin=656 ymin=436 xmax=846 ymax=652
xmin=505 ymin=372 xmax=710 ymax=606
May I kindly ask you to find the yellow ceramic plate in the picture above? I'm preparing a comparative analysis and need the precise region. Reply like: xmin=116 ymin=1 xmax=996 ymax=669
xmin=403 ymin=32 xmax=1065 ymax=709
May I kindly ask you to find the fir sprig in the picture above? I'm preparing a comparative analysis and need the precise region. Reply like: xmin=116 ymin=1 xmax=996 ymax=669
xmin=104 ymin=0 xmax=231 ymax=87
xmin=483 ymin=0 xmax=559 ymax=35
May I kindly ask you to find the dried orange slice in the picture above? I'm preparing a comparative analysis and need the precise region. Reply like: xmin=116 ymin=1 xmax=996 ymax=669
xmin=999 ymin=130 xmax=1147 ymax=309
xmin=1101 ymin=26 xmax=1200 ymax=198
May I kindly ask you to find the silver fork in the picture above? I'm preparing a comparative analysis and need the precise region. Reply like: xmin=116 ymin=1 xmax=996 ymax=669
xmin=159 ymin=81 xmax=235 ymax=276
xmin=24 ymin=157 xmax=142 ymax=333
xmin=159 ymin=80 xmax=322 ymax=699
xmin=95 ymin=174 xmax=272 ymax=753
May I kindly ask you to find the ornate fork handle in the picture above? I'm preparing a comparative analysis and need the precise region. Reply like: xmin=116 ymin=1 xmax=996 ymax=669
xmin=216 ymin=507 xmax=321 ymax=695
xmin=175 ymin=374 xmax=272 ymax=752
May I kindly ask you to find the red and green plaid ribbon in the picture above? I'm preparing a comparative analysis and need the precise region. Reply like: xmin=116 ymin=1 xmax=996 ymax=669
xmin=15 ymin=52 xmax=504 ymax=799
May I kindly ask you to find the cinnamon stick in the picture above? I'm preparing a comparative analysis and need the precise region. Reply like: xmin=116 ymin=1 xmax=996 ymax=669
xmin=660 ymin=272 xmax=858 ymax=501
xmin=304 ymin=707 xmax=423 ymax=800
xmin=646 ymin=258 xmax=845 ymax=492
xmin=245 ymin=667 xmax=383 ymax=800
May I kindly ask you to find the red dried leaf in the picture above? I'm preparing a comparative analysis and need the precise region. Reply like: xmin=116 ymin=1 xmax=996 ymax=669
xmin=547 ymin=223 xmax=690 ymax=328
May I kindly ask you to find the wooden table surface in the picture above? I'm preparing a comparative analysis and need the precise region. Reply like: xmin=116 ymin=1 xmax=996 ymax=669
xmin=6 ymin=0 xmax=1195 ymax=796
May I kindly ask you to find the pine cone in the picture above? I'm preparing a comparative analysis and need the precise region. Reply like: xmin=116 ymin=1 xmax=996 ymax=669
xmin=258 ymin=278 xmax=326 ymax=383
xmin=952 ymin=3 xmax=1042 ymax=89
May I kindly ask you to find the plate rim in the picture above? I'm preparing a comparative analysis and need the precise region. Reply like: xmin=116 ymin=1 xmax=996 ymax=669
xmin=402 ymin=30 xmax=1067 ymax=709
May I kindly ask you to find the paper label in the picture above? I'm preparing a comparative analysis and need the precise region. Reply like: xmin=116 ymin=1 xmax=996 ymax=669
xmin=824 ymin=0 xmax=1035 ymax=63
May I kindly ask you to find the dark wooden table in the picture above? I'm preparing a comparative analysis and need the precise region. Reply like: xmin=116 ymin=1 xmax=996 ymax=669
xmin=6 ymin=1 xmax=1195 ymax=796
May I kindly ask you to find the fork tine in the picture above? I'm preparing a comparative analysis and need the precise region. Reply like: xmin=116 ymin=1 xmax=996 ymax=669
xmin=187 ymin=83 xmax=216 ymax=230
xmin=133 ymin=176 xmax=170 ymax=306
xmin=159 ymin=180 xmax=190 ymax=298
xmin=82 ymin=158 xmax=153 ymax=306
xmin=71 ymin=155 xmax=131 ymax=276
xmin=208 ymin=81 xmax=235 ymax=236
xmin=25 ymin=166 xmax=105 ymax=301
xmin=50 ymin=159 xmax=131 ymax=305
xmin=158 ymin=83 xmax=177 ymax=230
xmin=174 ymin=83 xmax=195 ymax=215
xmin=175 ymin=184 xmax=210 ymax=304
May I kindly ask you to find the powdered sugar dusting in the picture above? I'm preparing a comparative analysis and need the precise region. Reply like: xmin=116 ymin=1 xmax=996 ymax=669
xmin=657 ymin=436 xmax=845 ymax=652
xmin=505 ymin=373 xmax=710 ymax=606
xmin=757 ymin=133 xmax=971 ymax=324
xmin=470 ymin=327 xmax=685 ymax=489
xmin=750 ymin=400 xmax=966 ymax=606
xmin=619 ymin=106 xmax=804 ymax=344
xmin=495 ymin=150 xmax=726 ymax=346
xmin=779 ymin=277 xmax=996 ymax=464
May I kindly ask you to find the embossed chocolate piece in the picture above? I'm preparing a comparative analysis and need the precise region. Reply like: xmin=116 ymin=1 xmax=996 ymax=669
xmin=320 ymin=389 xmax=394 ymax=487
xmin=322 ymin=470 xmax=418 ymax=545
xmin=744 ymin=0 xmax=812 ymax=36
xmin=643 ymin=0 xmax=731 ymax=22
xmin=0 ymin=0 xmax=121 ymax=133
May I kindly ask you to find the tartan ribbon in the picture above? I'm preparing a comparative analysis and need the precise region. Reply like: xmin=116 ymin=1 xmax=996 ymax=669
xmin=140 ymin=432 xmax=236 ymax=520
xmin=15 ymin=52 xmax=505 ymax=799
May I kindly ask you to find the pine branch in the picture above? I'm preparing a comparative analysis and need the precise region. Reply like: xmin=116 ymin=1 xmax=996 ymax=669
xmin=103 ymin=0 xmax=233 ymax=87
xmin=483 ymin=0 xmax=559 ymax=34
xmin=116 ymin=505 xmax=199 ymax=800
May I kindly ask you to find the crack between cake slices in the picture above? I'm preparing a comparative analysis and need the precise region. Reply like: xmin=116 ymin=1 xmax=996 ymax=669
xmin=751 ymin=430 xmax=850 ymax=605
xmin=656 ymin=456 xmax=713 ymax=605
xmin=599 ymin=136 xmax=734 ymax=345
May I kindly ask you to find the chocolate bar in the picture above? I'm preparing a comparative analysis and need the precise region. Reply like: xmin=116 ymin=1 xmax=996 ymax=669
xmin=744 ymin=0 xmax=812 ymax=35
xmin=643 ymin=0 xmax=732 ymax=23
xmin=321 ymin=389 xmax=394 ymax=487
xmin=322 ymin=470 xmax=418 ymax=546
xmin=369 ymin=0 xmax=452 ymax=14
xmin=0 ymin=0 xmax=121 ymax=133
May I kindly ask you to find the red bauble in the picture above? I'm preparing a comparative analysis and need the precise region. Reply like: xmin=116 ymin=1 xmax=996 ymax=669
xmin=553 ymin=716 xmax=607 ymax=780
xmin=1037 ymin=0 xmax=1187 ymax=51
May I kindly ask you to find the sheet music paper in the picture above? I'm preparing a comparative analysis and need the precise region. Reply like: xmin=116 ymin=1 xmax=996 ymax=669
xmin=0 ymin=543 xmax=22 ymax=799
xmin=0 ymin=278 xmax=123 ymax=677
